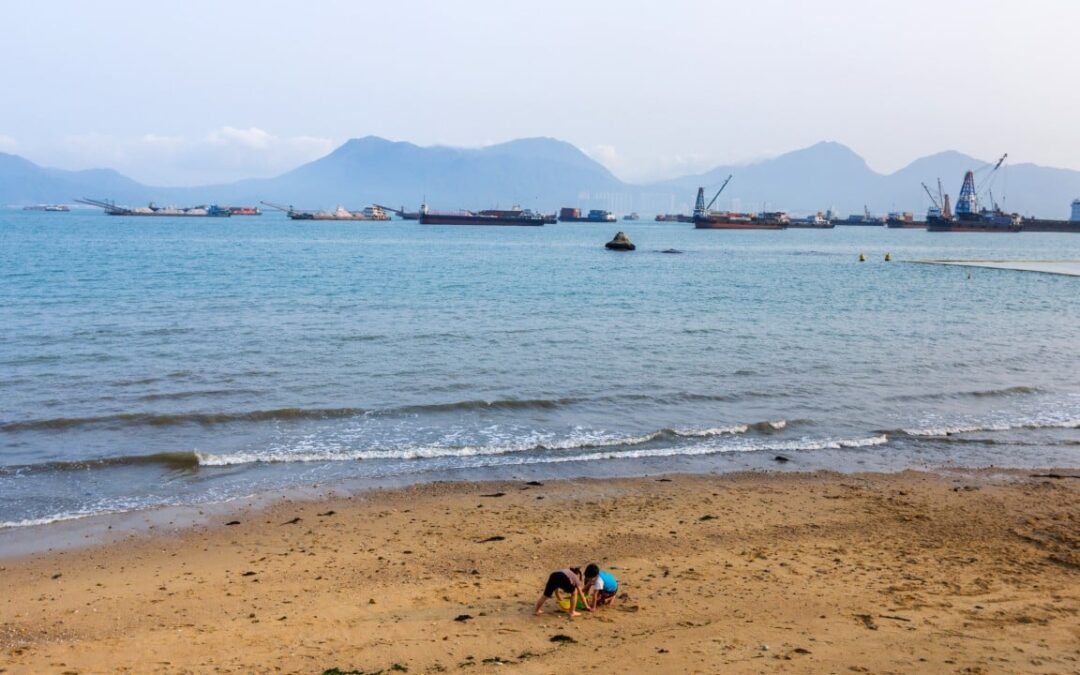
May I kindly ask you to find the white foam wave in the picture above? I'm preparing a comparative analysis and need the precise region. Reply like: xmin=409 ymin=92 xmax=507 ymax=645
xmin=197 ymin=429 xmax=880 ymax=468
xmin=199 ymin=424 xmax=756 ymax=466
xmin=490 ymin=434 xmax=890 ymax=466
xmin=0 ymin=512 xmax=99 ymax=529
xmin=904 ymin=418 xmax=1080 ymax=437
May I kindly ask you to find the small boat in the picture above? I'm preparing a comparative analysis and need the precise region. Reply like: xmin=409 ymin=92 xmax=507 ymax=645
xmin=788 ymin=212 xmax=835 ymax=229
xmin=22 ymin=204 xmax=70 ymax=212
xmin=622 ymin=212 xmax=640 ymax=221
xmin=226 ymin=206 xmax=262 ymax=216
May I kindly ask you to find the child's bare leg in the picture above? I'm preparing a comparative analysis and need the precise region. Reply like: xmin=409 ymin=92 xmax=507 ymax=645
xmin=534 ymin=595 xmax=548 ymax=615
xmin=568 ymin=589 xmax=581 ymax=618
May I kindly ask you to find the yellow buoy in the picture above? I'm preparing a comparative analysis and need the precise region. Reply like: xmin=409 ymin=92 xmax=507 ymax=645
xmin=884 ymin=253 xmax=891 ymax=262
xmin=858 ymin=253 xmax=865 ymax=262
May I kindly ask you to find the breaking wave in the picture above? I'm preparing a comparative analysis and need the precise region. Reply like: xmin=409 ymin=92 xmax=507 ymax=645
xmin=897 ymin=418 xmax=1080 ymax=437
xmin=196 ymin=431 xmax=887 ymax=467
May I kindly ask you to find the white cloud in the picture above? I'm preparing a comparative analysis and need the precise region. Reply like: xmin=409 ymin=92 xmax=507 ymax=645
xmin=0 ymin=135 xmax=18 ymax=151
xmin=36 ymin=128 xmax=335 ymax=186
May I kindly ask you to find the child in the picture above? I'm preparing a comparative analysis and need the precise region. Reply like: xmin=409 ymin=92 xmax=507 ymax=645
xmin=583 ymin=563 xmax=618 ymax=609
xmin=534 ymin=567 xmax=586 ymax=618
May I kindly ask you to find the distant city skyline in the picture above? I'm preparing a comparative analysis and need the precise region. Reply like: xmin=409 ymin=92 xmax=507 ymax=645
xmin=2 ymin=0 xmax=1078 ymax=185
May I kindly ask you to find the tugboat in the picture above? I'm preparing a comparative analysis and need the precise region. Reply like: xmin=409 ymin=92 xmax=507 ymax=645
xmin=692 ymin=176 xmax=787 ymax=229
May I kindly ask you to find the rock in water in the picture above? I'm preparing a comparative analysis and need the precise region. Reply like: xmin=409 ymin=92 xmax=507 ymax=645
xmin=606 ymin=231 xmax=636 ymax=251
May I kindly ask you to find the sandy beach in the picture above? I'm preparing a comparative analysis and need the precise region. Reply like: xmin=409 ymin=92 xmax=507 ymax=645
xmin=1 ymin=469 xmax=1078 ymax=674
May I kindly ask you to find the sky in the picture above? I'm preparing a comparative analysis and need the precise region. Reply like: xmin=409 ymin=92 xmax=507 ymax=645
xmin=1 ymin=0 xmax=1078 ymax=186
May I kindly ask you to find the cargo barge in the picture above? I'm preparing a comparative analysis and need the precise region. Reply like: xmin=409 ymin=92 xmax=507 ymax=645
xmin=695 ymin=211 xmax=788 ymax=229
xmin=655 ymin=214 xmax=693 ymax=222
xmin=692 ymin=179 xmax=788 ymax=229
xmin=420 ymin=206 xmax=551 ymax=226
xmin=75 ymin=198 xmax=231 ymax=217
xmin=1018 ymin=200 xmax=1080 ymax=232
xmin=260 ymin=202 xmax=389 ymax=221
xmin=1020 ymin=218 xmax=1080 ymax=233
xmin=559 ymin=207 xmax=616 ymax=223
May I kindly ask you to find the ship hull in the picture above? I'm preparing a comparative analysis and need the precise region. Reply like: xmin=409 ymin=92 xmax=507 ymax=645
xmin=1020 ymin=219 xmax=1080 ymax=233
xmin=787 ymin=222 xmax=835 ymax=229
xmin=106 ymin=211 xmax=231 ymax=217
xmin=927 ymin=223 xmax=1019 ymax=233
xmin=886 ymin=221 xmax=926 ymax=229
xmin=694 ymin=219 xmax=785 ymax=230
xmin=420 ymin=214 xmax=545 ymax=226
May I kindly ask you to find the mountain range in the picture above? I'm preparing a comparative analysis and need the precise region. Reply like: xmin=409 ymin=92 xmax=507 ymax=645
xmin=3 ymin=137 xmax=1079 ymax=218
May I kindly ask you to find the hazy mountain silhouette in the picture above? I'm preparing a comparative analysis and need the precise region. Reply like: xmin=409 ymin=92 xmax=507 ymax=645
xmin=3 ymin=138 xmax=1079 ymax=218
xmin=0 ymin=152 xmax=151 ymax=205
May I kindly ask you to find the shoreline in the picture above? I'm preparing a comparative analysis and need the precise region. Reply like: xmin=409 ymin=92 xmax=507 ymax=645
xmin=2 ymin=468 xmax=1078 ymax=673
xmin=1 ymin=461 xmax=1073 ymax=561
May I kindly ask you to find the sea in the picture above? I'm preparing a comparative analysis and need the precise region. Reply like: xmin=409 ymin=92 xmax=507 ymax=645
xmin=2 ymin=209 xmax=1079 ymax=532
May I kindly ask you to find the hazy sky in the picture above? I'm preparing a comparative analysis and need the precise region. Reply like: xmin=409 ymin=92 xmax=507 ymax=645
xmin=2 ymin=0 xmax=1078 ymax=185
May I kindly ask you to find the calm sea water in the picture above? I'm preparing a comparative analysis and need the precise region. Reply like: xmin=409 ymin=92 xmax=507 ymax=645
xmin=2 ymin=209 xmax=1079 ymax=528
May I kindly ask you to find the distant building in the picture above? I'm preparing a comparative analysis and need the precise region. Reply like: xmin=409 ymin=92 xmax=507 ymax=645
xmin=1072 ymin=199 xmax=1080 ymax=222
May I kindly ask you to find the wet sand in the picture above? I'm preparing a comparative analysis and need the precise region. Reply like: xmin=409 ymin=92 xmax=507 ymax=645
xmin=1 ymin=470 xmax=1078 ymax=674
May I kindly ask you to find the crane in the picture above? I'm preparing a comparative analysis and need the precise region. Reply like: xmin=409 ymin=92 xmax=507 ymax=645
xmin=259 ymin=201 xmax=295 ymax=213
xmin=705 ymin=175 xmax=734 ymax=211
xmin=921 ymin=182 xmax=941 ymax=210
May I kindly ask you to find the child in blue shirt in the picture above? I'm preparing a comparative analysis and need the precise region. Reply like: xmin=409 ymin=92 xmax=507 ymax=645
xmin=583 ymin=563 xmax=618 ymax=609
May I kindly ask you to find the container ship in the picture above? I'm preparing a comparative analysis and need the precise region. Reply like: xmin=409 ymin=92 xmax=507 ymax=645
xmin=420 ymin=206 xmax=552 ymax=226
xmin=75 ymin=198 xmax=231 ymax=217
xmin=559 ymin=207 xmax=616 ymax=223
xmin=927 ymin=156 xmax=1020 ymax=232
xmin=692 ymin=178 xmax=788 ymax=229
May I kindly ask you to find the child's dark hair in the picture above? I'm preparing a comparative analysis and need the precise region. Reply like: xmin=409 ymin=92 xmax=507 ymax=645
xmin=570 ymin=567 xmax=582 ymax=578
xmin=585 ymin=563 xmax=599 ymax=578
